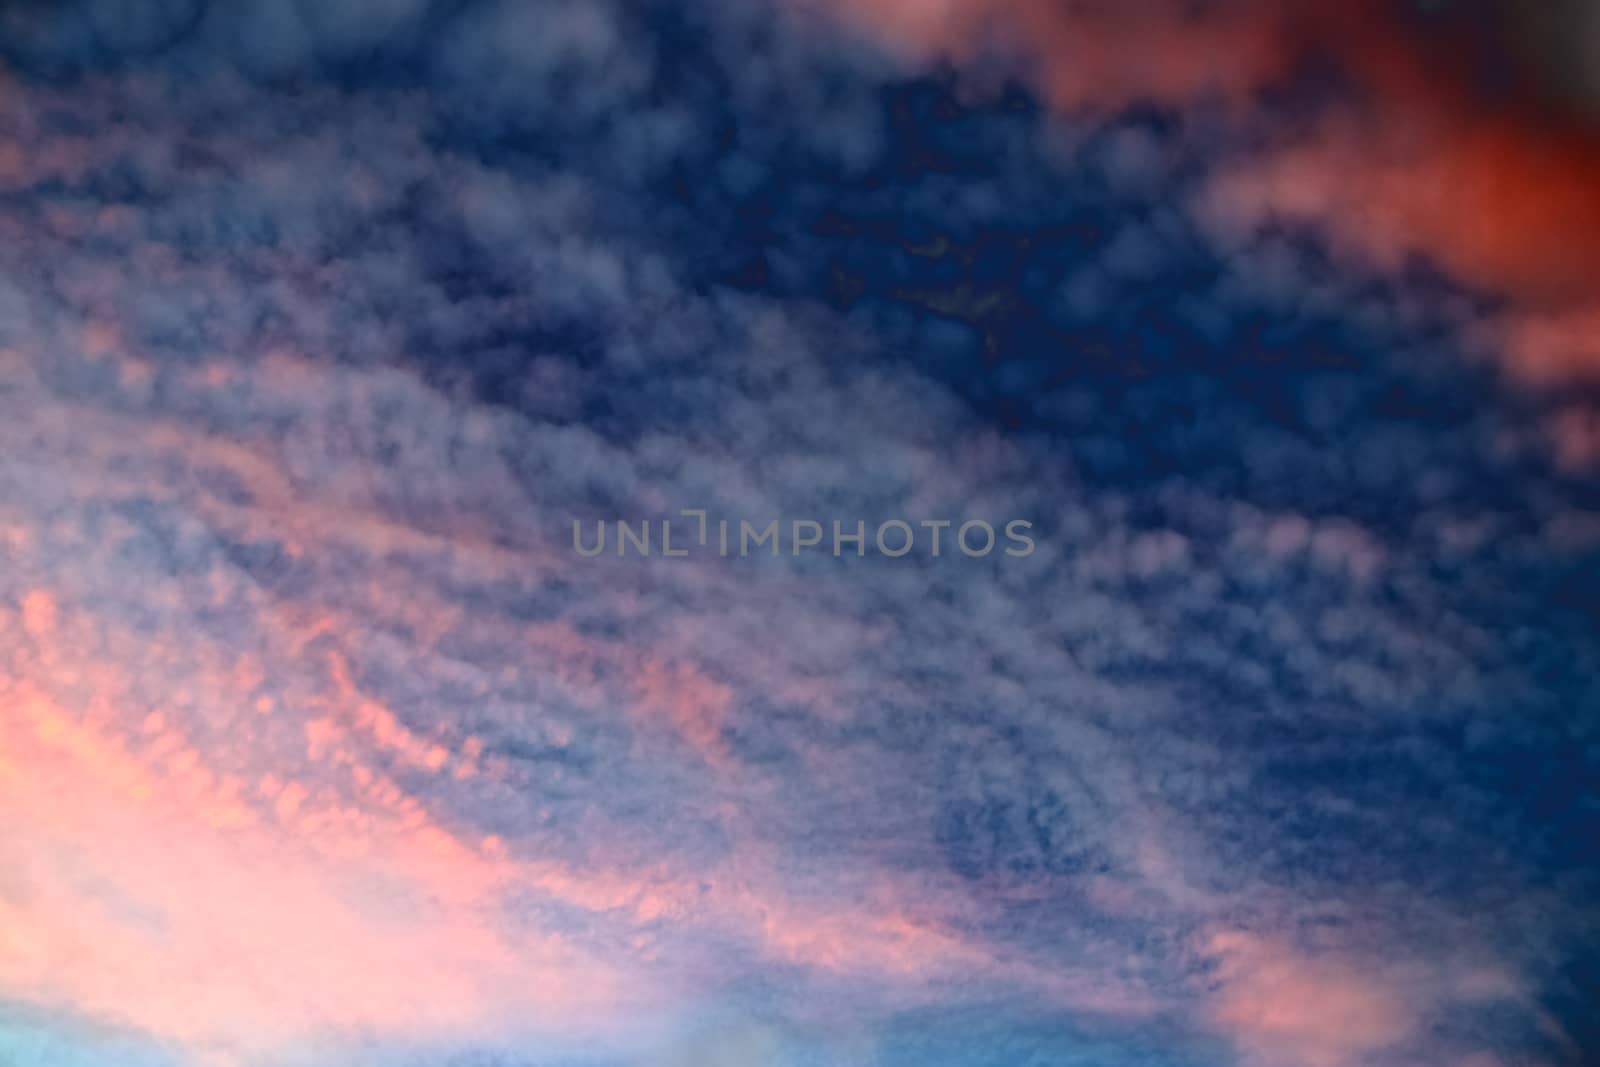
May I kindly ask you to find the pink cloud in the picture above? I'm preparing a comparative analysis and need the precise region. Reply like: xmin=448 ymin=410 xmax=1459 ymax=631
xmin=0 ymin=657 xmax=638 ymax=1060
xmin=1204 ymin=930 xmax=1418 ymax=1067
xmin=0 ymin=563 xmax=1131 ymax=1062
xmin=819 ymin=0 xmax=1293 ymax=110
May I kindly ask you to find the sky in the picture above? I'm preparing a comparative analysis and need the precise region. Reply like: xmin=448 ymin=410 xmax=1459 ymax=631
xmin=0 ymin=1 xmax=1597 ymax=1066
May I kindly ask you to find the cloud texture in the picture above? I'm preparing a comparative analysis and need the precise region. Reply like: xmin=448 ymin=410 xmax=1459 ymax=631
xmin=837 ymin=0 xmax=1600 ymax=381
xmin=0 ymin=2 xmax=1596 ymax=1066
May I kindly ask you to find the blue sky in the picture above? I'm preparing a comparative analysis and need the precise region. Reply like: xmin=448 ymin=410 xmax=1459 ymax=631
xmin=0 ymin=2 xmax=1596 ymax=1066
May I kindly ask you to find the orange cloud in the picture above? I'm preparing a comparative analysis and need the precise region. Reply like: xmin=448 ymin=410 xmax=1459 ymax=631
xmin=1201 ymin=104 xmax=1600 ymax=384
xmin=828 ymin=0 xmax=1600 ymax=384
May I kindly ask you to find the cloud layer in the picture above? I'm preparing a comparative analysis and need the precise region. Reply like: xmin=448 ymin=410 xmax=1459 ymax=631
xmin=835 ymin=0 xmax=1600 ymax=382
xmin=0 ymin=2 xmax=1595 ymax=1066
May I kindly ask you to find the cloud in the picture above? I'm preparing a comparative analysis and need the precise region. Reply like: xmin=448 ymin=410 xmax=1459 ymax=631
xmin=0 ymin=3 xmax=1594 ymax=1066
xmin=1204 ymin=930 xmax=1419 ymax=1067
xmin=822 ymin=0 xmax=1600 ymax=388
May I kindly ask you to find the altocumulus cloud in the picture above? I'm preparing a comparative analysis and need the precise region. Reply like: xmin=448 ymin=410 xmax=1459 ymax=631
xmin=0 ymin=2 xmax=1596 ymax=1067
